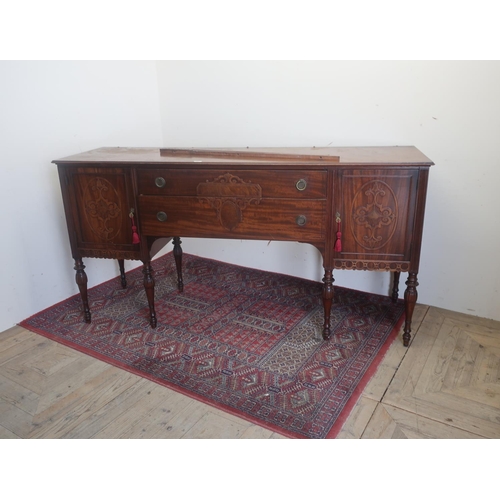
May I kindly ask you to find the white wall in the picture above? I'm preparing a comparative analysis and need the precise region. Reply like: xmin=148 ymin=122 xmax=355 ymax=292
xmin=156 ymin=61 xmax=500 ymax=322
xmin=0 ymin=61 xmax=163 ymax=332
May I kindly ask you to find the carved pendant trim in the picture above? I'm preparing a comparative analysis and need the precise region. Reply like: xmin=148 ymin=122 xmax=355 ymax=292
xmin=80 ymin=249 xmax=141 ymax=260
xmin=83 ymin=177 xmax=122 ymax=241
xmin=197 ymin=173 xmax=262 ymax=231
xmin=351 ymin=180 xmax=397 ymax=250
xmin=334 ymin=259 xmax=410 ymax=272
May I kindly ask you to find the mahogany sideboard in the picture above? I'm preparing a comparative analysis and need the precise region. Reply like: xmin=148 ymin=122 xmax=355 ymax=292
xmin=54 ymin=146 xmax=433 ymax=346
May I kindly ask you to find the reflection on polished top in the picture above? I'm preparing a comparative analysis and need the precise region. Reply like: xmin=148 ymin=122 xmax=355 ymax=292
xmin=54 ymin=146 xmax=434 ymax=166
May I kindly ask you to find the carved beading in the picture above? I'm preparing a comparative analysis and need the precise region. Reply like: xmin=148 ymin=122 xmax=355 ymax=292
xmin=81 ymin=249 xmax=141 ymax=260
xmin=334 ymin=260 xmax=410 ymax=272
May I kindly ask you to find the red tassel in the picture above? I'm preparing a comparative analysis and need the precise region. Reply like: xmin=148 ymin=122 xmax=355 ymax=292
xmin=132 ymin=225 xmax=140 ymax=244
xmin=334 ymin=216 xmax=342 ymax=252
xmin=129 ymin=211 xmax=140 ymax=244
xmin=334 ymin=232 xmax=342 ymax=252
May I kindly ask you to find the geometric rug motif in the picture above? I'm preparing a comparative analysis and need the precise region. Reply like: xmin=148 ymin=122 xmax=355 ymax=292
xmin=20 ymin=253 xmax=405 ymax=439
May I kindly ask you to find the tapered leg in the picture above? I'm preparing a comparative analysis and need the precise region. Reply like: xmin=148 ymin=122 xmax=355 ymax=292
xmin=403 ymin=272 xmax=419 ymax=346
xmin=74 ymin=258 xmax=91 ymax=323
xmin=173 ymin=236 xmax=184 ymax=292
xmin=142 ymin=260 xmax=157 ymax=328
xmin=322 ymin=268 xmax=334 ymax=340
xmin=118 ymin=259 xmax=127 ymax=289
xmin=391 ymin=271 xmax=401 ymax=303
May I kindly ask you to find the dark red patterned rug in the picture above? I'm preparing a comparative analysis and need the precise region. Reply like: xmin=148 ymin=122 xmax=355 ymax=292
xmin=20 ymin=253 xmax=405 ymax=438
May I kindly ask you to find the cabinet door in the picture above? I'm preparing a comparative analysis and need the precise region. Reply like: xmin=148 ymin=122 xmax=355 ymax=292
xmin=336 ymin=169 xmax=419 ymax=261
xmin=60 ymin=166 xmax=140 ymax=259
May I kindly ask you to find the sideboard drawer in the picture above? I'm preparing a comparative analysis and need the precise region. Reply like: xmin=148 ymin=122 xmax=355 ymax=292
xmin=138 ymin=195 xmax=326 ymax=241
xmin=137 ymin=168 xmax=327 ymax=199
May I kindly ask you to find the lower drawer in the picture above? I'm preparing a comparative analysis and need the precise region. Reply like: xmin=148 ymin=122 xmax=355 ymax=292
xmin=138 ymin=196 xmax=326 ymax=242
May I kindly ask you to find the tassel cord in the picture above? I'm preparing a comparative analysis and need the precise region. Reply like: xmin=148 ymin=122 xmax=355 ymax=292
xmin=334 ymin=216 xmax=342 ymax=253
xmin=129 ymin=210 xmax=140 ymax=244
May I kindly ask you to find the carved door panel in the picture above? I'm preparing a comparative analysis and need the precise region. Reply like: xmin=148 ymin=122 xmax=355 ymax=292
xmin=62 ymin=166 xmax=140 ymax=258
xmin=336 ymin=169 xmax=419 ymax=262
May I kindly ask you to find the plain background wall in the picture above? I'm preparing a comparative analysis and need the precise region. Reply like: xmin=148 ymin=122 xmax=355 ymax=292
xmin=1 ymin=60 xmax=499 ymax=332
xmin=156 ymin=60 xmax=500 ymax=322
xmin=0 ymin=61 xmax=163 ymax=332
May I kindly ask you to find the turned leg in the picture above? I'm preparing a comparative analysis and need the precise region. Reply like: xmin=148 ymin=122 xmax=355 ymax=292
xmin=74 ymin=258 xmax=91 ymax=323
xmin=403 ymin=272 xmax=419 ymax=346
xmin=118 ymin=259 xmax=127 ymax=289
xmin=322 ymin=268 xmax=334 ymax=340
xmin=173 ymin=236 xmax=184 ymax=292
xmin=142 ymin=261 xmax=157 ymax=328
xmin=391 ymin=271 xmax=401 ymax=303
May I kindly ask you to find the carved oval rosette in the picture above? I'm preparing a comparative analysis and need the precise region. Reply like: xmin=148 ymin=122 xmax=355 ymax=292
xmin=351 ymin=180 xmax=398 ymax=250
xmin=83 ymin=177 xmax=122 ymax=241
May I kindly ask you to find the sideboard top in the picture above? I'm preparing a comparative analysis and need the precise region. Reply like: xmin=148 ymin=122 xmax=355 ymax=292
xmin=53 ymin=146 xmax=434 ymax=166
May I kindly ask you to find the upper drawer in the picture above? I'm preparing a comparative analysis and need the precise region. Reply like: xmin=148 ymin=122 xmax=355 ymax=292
xmin=136 ymin=168 xmax=327 ymax=198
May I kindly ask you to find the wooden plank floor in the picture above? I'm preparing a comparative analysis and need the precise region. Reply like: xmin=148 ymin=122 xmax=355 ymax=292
xmin=1 ymin=303 xmax=499 ymax=439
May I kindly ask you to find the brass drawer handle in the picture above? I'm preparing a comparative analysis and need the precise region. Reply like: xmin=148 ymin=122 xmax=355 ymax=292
xmin=296 ymin=215 xmax=307 ymax=226
xmin=296 ymin=179 xmax=307 ymax=191
xmin=156 ymin=211 xmax=167 ymax=222
xmin=155 ymin=177 xmax=166 ymax=188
